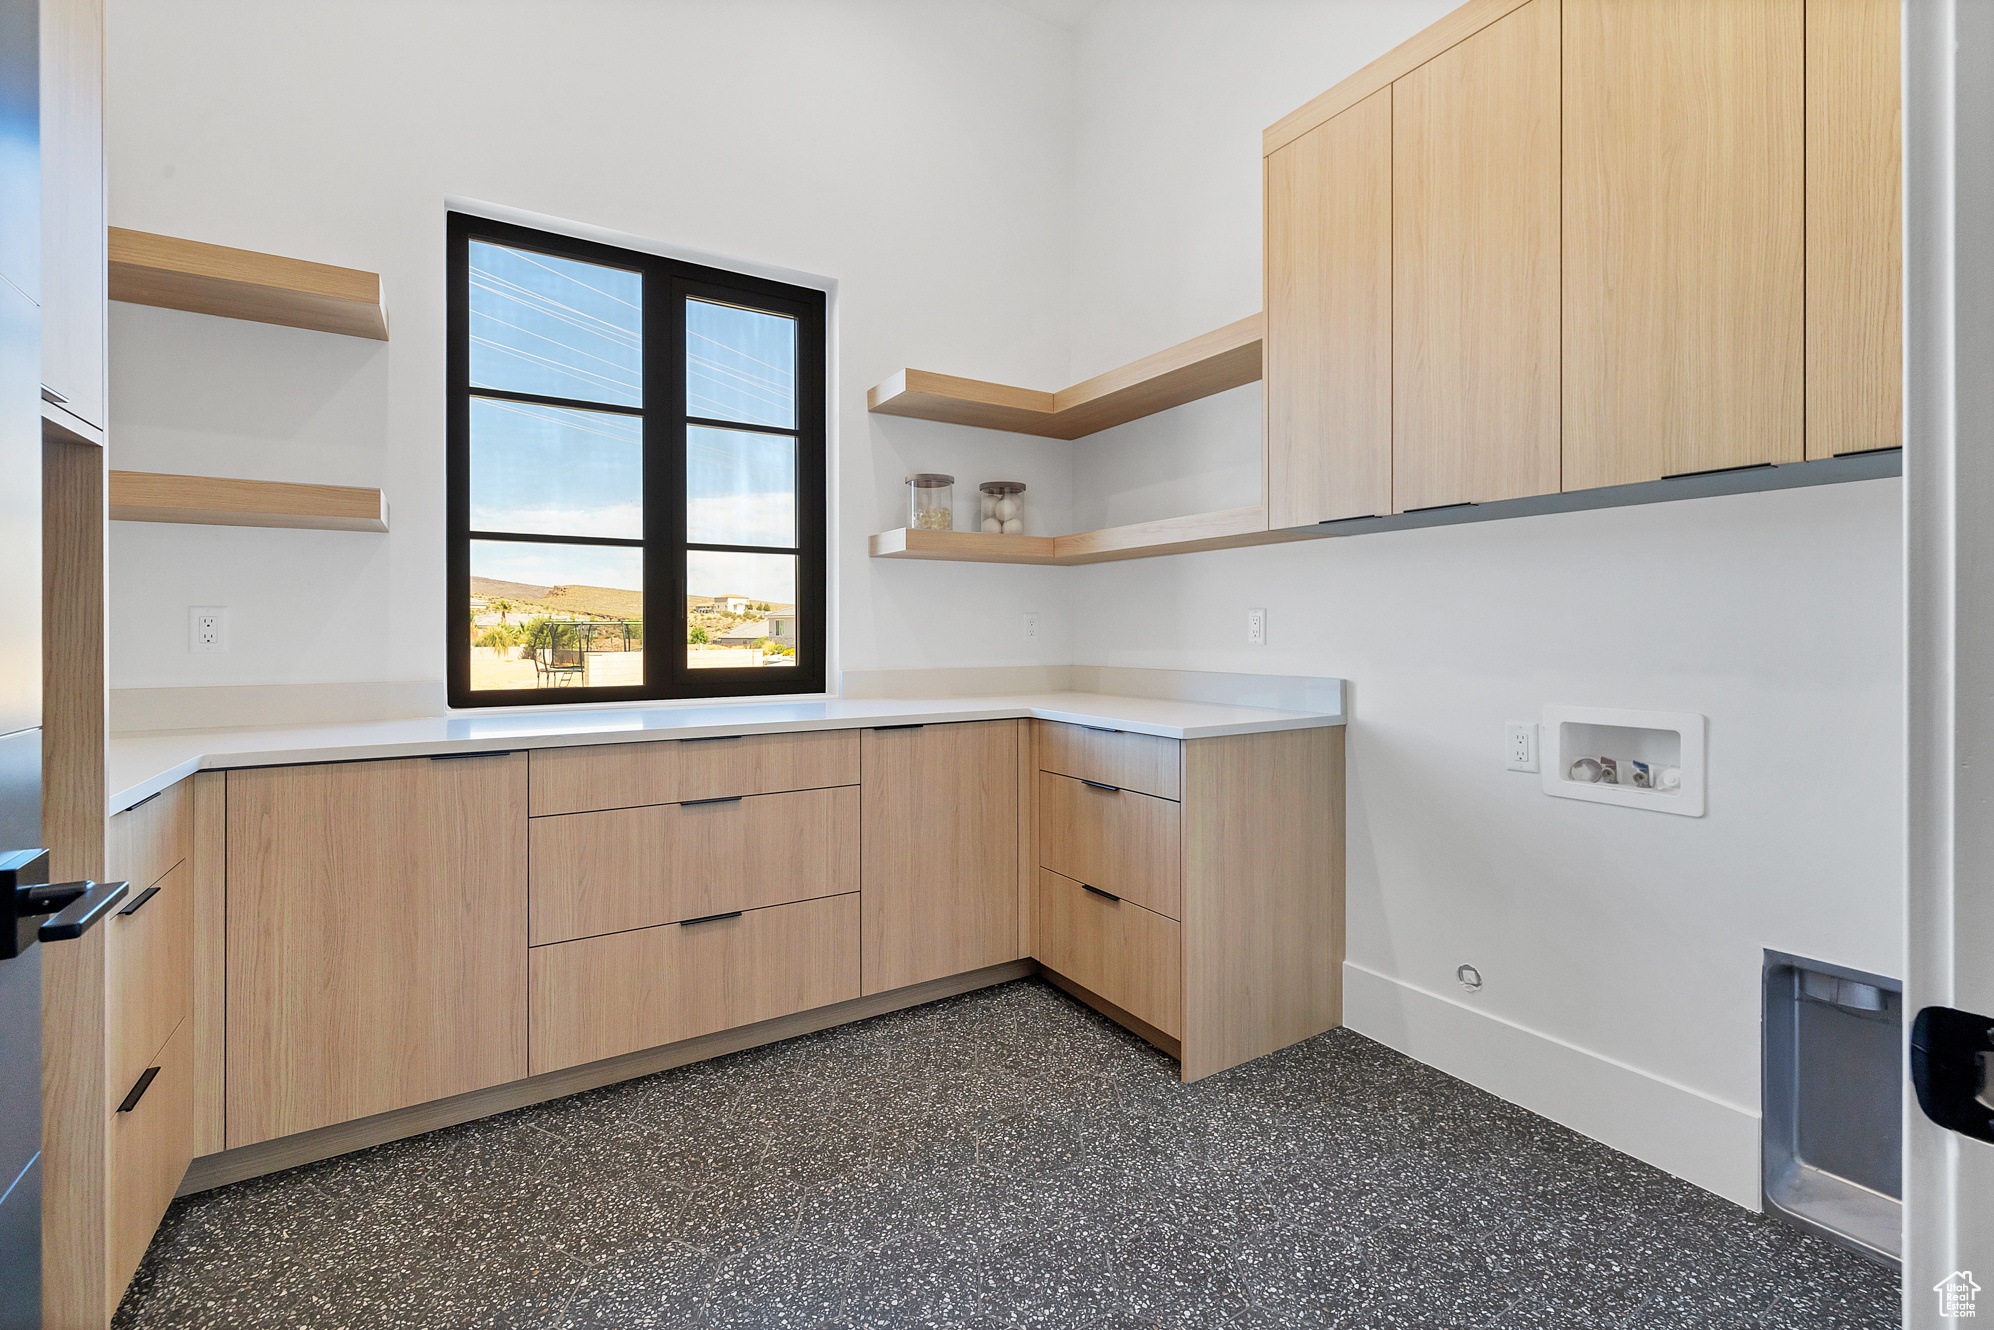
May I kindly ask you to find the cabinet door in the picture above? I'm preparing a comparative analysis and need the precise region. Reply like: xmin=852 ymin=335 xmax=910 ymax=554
xmin=1392 ymin=0 xmax=1560 ymax=510
xmin=226 ymin=754 xmax=528 ymax=1147
xmin=860 ymin=720 xmax=1018 ymax=994
xmin=1563 ymin=0 xmax=1803 ymax=489
xmin=39 ymin=0 xmax=105 ymax=432
xmin=1806 ymin=0 xmax=1901 ymax=460
xmin=1265 ymin=87 xmax=1391 ymax=527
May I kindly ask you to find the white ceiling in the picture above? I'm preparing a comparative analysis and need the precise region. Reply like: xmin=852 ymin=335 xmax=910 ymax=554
xmin=997 ymin=0 xmax=1106 ymax=31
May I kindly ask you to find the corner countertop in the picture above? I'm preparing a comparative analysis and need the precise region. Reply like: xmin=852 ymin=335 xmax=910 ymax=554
xmin=104 ymin=690 xmax=1344 ymax=815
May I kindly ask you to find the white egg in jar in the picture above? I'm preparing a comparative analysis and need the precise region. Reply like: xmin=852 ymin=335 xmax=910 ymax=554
xmin=994 ymin=497 xmax=1018 ymax=522
xmin=982 ymin=517 xmax=1002 ymax=533
xmin=1001 ymin=518 xmax=1023 ymax=535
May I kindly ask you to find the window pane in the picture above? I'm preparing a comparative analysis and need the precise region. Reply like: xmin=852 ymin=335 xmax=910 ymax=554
xmin=471 ymin=398 xmax=642 ymax=540
xmin=686 ymin=551 xmax=797 ymax=670
xmin=687 ymin=426 xmax=795 ymax=548
xmin=469 ymin=541 xmax=643 ymax=692
xmin=470 ymin=241 xmax=642 ymax=408
xmin=687 ymin=299 xmax=795 ymax=428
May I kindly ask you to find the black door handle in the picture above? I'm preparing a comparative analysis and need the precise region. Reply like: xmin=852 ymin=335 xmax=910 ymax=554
xmin=39 ymin=881 xmax=131 ymax=942
xmin=2 ymin=849 xmax=50 ymax=959
xmin=1080 ymin=882 xmax=1121 ymax=903
xmin=1912 ymin=1006 xmax=1994 ymax=1144
xmin=117 ymin=1066 xmax=160 ymax=1113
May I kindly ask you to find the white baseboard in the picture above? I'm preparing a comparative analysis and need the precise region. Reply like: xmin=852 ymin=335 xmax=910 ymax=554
xmin=1343 ymin=961 xmax=1761 ymax=1209
xmin=110 ymin=680 xmax=447 ymax=734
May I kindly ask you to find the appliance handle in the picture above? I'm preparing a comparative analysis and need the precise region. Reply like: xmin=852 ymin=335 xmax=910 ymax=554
xmin=38 ymin=881 xmax=131 ymax=942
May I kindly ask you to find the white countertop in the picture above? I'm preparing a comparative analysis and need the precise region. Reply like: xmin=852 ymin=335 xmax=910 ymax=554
xmin=105 ymin=691 xmax=1343 ymax=815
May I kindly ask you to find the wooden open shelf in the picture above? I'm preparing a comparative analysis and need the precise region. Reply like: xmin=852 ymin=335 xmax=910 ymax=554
xmin=109 ymin=471 xmax=389 ymax=532
xmin=109 ymin=228 xmax=390 ymax=341
xmin=871 ymin=506 xmax=1320 ymax=566
xmin=867 ymin=314 xmax=1262 ymax=440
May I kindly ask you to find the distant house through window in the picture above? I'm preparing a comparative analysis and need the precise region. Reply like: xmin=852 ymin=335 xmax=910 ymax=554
xmin=447 ymin=213 xmax=826 ymax=707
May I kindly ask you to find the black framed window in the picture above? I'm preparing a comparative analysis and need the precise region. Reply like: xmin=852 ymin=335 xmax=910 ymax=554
xmin=447 ymin=213 xmax=826 ymax=708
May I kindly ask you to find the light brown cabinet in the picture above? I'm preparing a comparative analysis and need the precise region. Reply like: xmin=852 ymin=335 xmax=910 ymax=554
xmin=38 ymin=0 xmax=105 ymax=437
xmin=1562 ymin=0 xmax=1804 ymax=488
xmin=1037 ymin=772 xmax=1181 ymax=920
xmin=860 ymin=720 xmax=1020 ymax=994
xmin=225 ymin=754 xmax=529 ymax=1147
xmin=1265 ymin=87 xmax=1392 ymax=526
xmin=1391 ymin=0 xmax=1561 ymax=509
xmin=1806 ymin=0 xmax=1902 ymax=460
xmin=528 ymin=728 xmax=859 ymax=817
xmin=1264 ymin=0 xmax=1895 ymax=519
xmin=1035 ymin=869 xmax=1181 ymax=1041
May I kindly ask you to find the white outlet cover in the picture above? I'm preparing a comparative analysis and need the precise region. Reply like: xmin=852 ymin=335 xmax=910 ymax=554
xmin=1022 ymin=612 xmax=1039 ymax=642
xmin=1504 ymin=721 xmax=1539 ymax=773
xmin=189 ymin=606 xmax=228 ymax=654
xmin=1247 ymin=607 xmax=1267 ymax=646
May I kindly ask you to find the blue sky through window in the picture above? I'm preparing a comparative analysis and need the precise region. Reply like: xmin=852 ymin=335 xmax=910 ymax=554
xmin=687 ymin=300 xmax=795 ymax=427
xmin=471 ymin=397 xmax=642 ymax=539
xmin=470 ymin=242 xmax=642 ymax=407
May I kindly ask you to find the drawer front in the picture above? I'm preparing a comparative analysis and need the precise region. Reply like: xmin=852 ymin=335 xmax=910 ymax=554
xmin=1036 ymin=720 xmax=1181 ymax=801
xmin=108 ymin=1016 xmax=193 ymax=1300
xmin=530 ymin=785 xmax=860 ymax=945
xmin=529 ymin=729 xmax=861 ymax=816
xmin=529 ymin=893 xmax=861 ymax=1075
xmin=107 ymin=858 xmax=191 ymax=1104
xmin=1038 ymin=772 xmax=1181 ymax=919
xmin=107 ymin=777 xmax=191 ymax=893
xmin=1036 ymin=869 xmax=1182 ymax=1039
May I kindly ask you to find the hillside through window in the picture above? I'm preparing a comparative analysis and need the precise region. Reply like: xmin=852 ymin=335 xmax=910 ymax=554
xmin=447 ymin=213 xmax=826 ymax=707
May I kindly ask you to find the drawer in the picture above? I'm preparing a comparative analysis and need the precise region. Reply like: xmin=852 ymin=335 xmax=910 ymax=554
xmin=107 ymin=858 xmax=191 ymax=1105
xmin=1038 ymin=771 xmax=1181 ymax=919
xmin=1035 ymin=869 xmax=1182 ymax=1040
xmin=108 ymin=1016 xmax=193 ymax=1300
xmin=529 ymin=729 xmax=861 ymax=816
xmin=530 ymin=785 xmax=859 ymax=945
xmin=529 ymin=893 xmax=861 ymax=1075
xmin=107 ymin=778 xmax=191 ymax=893
xmin=1036 ymin=720 xmax=1180 ymax=801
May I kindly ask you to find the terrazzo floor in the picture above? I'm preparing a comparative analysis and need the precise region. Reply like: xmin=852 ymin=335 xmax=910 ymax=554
xmin=113 ymin=979 xmax=1899 ymax=1329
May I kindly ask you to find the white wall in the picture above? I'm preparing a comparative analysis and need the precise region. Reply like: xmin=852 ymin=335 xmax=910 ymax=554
xmin=104 ymin=0 xmax=1085 ymax=695
xmin=1061 ymin=0 xmax=1905 ymax=1204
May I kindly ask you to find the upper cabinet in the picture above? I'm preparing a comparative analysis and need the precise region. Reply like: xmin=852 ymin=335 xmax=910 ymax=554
xmin=1807 ymin=0 xmax=1902 ymax=460
xmin=1265 ymin=88 xmax=1391 ymax=527
xmin=1562 ymin=0 xmax=1804 ymax=489
xmin=1263 ymin=0 xmax=1898 ymax=526
xmin=39 ymin=0 xmax=106 ymax=438
xmin=1391 ymin=0 xmax=1560 ymax=510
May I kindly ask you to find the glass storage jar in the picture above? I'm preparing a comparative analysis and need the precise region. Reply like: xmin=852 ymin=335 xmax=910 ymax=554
xmin=979 ymin=481 xmax=1027 ymax=535
xmin=906 ymin=474 xmax=955 ymax=531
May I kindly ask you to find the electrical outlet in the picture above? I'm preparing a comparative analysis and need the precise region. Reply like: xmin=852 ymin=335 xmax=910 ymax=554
xmin=1022 ymin=612 xmax=1039 ymax=642
xmin=1247 ymin=608 xmax=1266 ymax=646
xmin=190 ymin=607 xmax=228 ymax=654
xmin=1505 ymin=721 xmax=1538 ymax=772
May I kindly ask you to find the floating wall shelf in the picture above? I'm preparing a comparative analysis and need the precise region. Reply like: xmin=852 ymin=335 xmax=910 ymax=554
xmin=867 ymin=314 xmax=1262 ymax=440
xmin=871 ymin=506 xmax=1319 ymax=567
xmin=109 ymin=471 xmax=389 ymax=533
xmin=108 ymin=228 xmax=390 ymax=341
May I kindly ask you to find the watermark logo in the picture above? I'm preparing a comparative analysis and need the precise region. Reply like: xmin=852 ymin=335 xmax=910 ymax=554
xmin=1937 ymin=1271 xmax=1982 ymax=1319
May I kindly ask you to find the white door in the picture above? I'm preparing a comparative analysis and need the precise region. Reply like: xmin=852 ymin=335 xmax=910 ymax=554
xmin=1905 ymin=3 xmax=1994 ymax=1325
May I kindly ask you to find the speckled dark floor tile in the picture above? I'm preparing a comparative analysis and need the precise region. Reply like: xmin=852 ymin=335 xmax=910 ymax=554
xmin=111 ymin=978 xmax=1898 ymax=1330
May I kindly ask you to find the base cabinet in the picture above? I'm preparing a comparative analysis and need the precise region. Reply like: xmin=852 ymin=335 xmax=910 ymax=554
xmin=1035 ymin=869 xmax=1181 ymax=1040
xmin=224 ymin=754 xmax=528 ymax=1148
xmin=860 ymin=721 xmax=1021 ymax=994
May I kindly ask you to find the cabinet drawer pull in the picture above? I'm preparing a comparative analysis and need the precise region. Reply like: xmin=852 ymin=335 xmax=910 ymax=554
xmin=117 ymin=1066 xmax=160 ymax=1113
xmin=1080 ymin=780 xmax=1121 ymax=793
xmin=1080 ymin=883 xmax=1121 ymax=903
xmin=870 ymin=723 xmax=925 ymax=732
xmin=677 ymin=734 xmax=739 ymax=743
xmin=679 ymin=911 xmax=744 ymax=927
xmin=680 ymin=796 xmax=742 ymax=808
xmin=122 ymin=789 xmax=163 ymax=813
xmin=428 ymin=750 xmax=516 ymax=761
xmin=116 ymin=885 xmax=160 ymax=917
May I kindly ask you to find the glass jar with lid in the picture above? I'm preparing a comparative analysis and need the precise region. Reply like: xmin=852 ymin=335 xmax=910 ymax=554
xmin=905 ymin=474 xmax=955 ymax=531
xmin=978 ymin=481 xmax=1027 ymax=535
